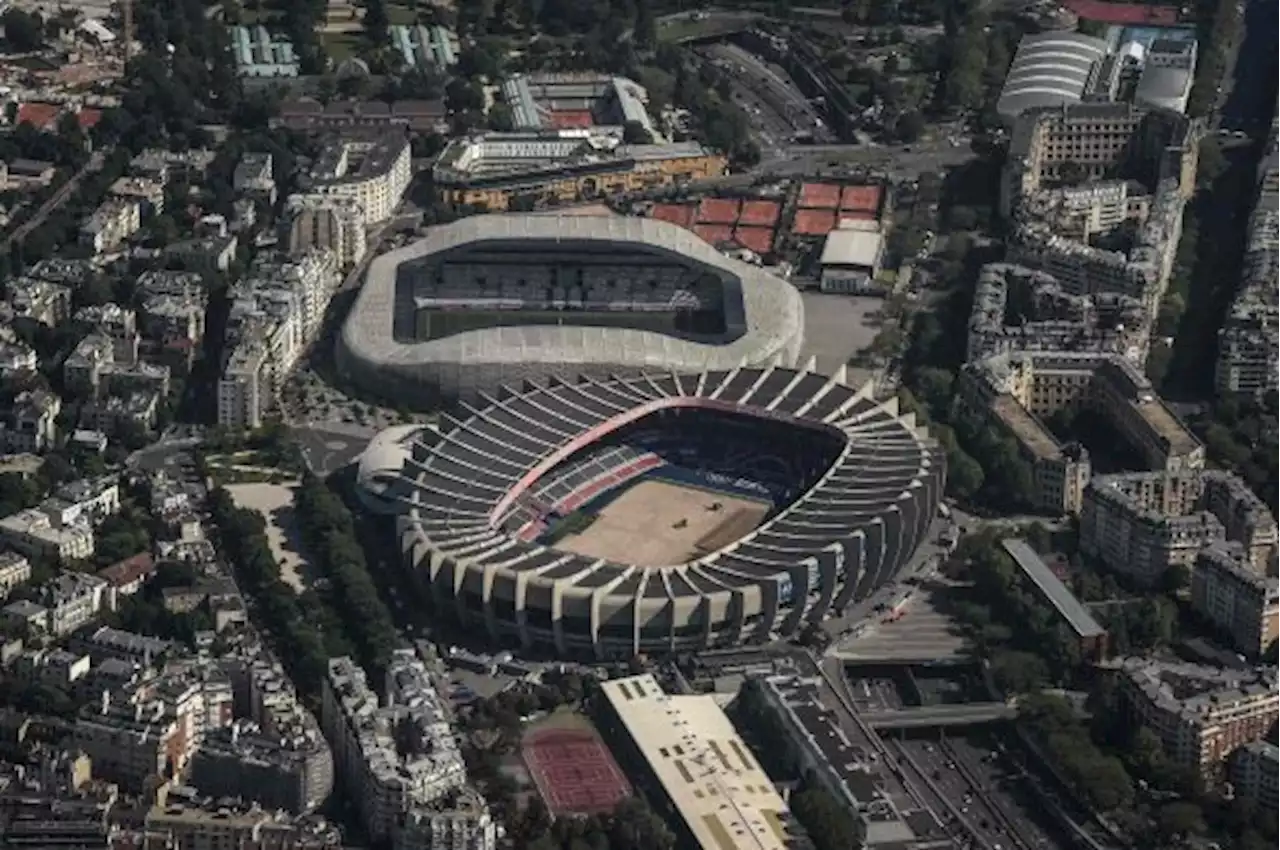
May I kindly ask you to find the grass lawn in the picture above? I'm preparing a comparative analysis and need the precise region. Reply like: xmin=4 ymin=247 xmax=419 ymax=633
xmin=321 ymin=31 xmax=363 ymax=61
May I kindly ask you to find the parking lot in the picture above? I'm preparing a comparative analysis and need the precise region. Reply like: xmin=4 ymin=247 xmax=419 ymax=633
xmin=800 ymin=291 xmax=884 ymax=375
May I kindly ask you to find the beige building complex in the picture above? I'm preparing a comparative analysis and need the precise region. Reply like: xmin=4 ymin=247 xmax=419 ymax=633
xmin=432 ymin=130 xmax=726 ymax=212
xmin=959 ymin=350 xmax=1202 ymax=515
xmin=1080 ymin=469 xmax=1277 ymax=588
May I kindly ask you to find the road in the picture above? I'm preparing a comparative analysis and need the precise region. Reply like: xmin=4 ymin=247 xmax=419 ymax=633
xmin=4 ymin=150 xmax=105 ymax=249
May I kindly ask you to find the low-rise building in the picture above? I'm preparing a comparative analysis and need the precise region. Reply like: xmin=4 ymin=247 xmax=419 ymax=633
xmin=233 ymin=152 xmax=277 ymax=204
xmin=42 ymin=571 xmax=111 ymax=636
xmin=230 ymin=25 xmax=298 ymax=78
xmin=6 ymin=277 xmax=71 ymax=326
xmin=0 ymin=390 xmax=60 ymax=454
xmin=0 ymin=507 xmax=94 ymax=562
xmin=97 ymin=552 xmax=157 ymax=600
xmin=0 ymin=552 xmax=32 ymax=597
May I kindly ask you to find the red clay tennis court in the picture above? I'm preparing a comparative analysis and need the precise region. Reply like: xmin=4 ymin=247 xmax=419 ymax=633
xmin=792 ymin=208 xmax=837 ymax=236
xmin=839 ymin=185 xmax=883 ymax=215
xmin=694 ymin=223 xmax=734 ymax=245
xmin=733 ymin=225 xmax=775 ymax=254
xmin=738 ymin=199 xmax=781 ymax=227
xmin=523 ymin=727 xmax=632 ymax=815
xmin=697 ymin=197 xmax=741 ymax=224
xmin=798 ymin=182 xmax=840 ymax=209
xmin=650 ymin=203 xmax=696 ymax=229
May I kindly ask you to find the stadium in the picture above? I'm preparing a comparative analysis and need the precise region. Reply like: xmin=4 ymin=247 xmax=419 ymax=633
xmin=357 ymin=363 xmax=945 ymax=658
xmin=337 ymin=214 xmax=805 ymax=405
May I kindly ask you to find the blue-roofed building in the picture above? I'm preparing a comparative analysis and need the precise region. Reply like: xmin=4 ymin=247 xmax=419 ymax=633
xmin=389 ymin=25 xmax=460 ymax=70
xmin=1002 ymin=538 xmax=1109 ymax=659
xmin=230 ymin=25 xmax=299 ymax=78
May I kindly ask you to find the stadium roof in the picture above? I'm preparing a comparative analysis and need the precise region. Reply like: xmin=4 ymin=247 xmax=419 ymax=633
xmin=599 ymin=674 xmax=794 ymax=850
xmin=1002 ymin=539 xmax=1107 ymax=640
xmin=997 ymin=32 xmax=1110 ymax=120
xmin=341 ymin=214 xmax=804 ymax=387
xmin=393 ymin=363 xmax=942 ymax=597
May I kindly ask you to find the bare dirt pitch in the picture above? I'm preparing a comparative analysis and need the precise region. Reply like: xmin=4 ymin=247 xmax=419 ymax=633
xmin=554 ymin=479 xmax=770 ymax=566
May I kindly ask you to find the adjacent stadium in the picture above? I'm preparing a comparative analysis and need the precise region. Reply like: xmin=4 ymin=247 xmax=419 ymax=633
xmin=337 ymin=214 xmax=805 ymax=405
xmin=359 ymin=363 xmax=945 ymax=658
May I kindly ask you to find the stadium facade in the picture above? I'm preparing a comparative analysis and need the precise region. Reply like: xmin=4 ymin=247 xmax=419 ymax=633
xmin=356 ymin=363 xmax=945 ymax=659
xmin=337 ymin=214 xmax=805 ymax=405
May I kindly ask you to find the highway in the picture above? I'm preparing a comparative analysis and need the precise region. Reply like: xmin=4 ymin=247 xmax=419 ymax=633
xmin=860 ymin=702 xmax=1016 ymax=730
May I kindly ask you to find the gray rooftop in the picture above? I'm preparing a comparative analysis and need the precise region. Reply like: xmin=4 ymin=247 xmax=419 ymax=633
xmin=1002 ymin=538 xmax=1106 ymax=640
xmin=997 ymin=32 xmax=1110 ymax=120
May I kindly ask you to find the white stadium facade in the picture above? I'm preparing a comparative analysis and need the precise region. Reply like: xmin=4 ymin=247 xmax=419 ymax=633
xmin=356 ymin=364 xmax=946 ymax=659
xmin=337 ymin=214 xmax=805 ymax=405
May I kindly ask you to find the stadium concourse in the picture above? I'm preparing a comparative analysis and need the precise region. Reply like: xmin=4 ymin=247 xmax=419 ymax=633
xmin=356 ymin=361 xmax=945 ymax=659
xmin=336 ymin=214 xmax=804 ymax=405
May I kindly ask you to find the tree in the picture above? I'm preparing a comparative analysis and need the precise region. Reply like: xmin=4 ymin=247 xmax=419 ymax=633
xmin=991 ymin=649 xmax=1048 ymax=694
xmin=364 ymin=0 xmax=389 ymax=43
xmin=1157 ymin=802 xmax=1206 ymax=842
xmin=622 ymin=120 xmax=653 ymax=145
xmin=946 ymin=447 xmax=984 ymax=500
xmin=2 ymin=9 xmax=43 ymax=51
xmin=1160 ymin=562 xmax=1190 ymax=594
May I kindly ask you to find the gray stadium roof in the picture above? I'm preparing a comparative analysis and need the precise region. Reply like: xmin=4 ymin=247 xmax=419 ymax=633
xmin=339 ymin=215 xmax=805 ymax=400
xmin=997 ymin=32 xmax=1110 ymax=121
xmin=395 ymin=365 xmax=943 ymax=598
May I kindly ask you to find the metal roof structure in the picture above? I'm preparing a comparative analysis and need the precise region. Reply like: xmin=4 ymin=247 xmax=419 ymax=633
xmin=997 ymin=32 xmax=1109 ymax=121
xmin=1002 ymin=538 xmax=1107 ymax=639
xmin=338 ymin=214 xmax=805 ymax=403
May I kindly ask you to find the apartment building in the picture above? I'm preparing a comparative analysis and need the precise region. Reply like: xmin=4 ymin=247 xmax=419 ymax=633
xmin=959 ymin=351 xmax=1203 ymax=514
xmin=1107 ymin=656 xmax=1278 ymax=782
xmin=1002 ymin=103 xmax=1198 ymax=217
xmin=967 ymin=262 xmax=1147 ymax=364
xmin=139 ymin=796 xmax=342 ymax=849
xmin=303 ymin=135 xmax=411 ymax=225
xmin=0 ymin=552 xmax=31 ymax=597
xmin=433 ymin=130 xmax=726 ymax=211
xmin=217 ymin=253 xmax=339 ymax=429
xmin=0 ymin=330 xmax=37 ymax=376
xmin=285 ymin=193 xmax=367 ymax=269
xmin=80 ymin=198 xmax=142 ymax=254
xmin=395 ymin=787 xmax=496 ymax=850
xmin=1190 ymin=542 xmax=1280 ymax=659
xmin=1215 ymin=123 xmax=1277 ymax=398
xmin=321 ymin=653 xmax=467 ymax=842
xmin=1081 ymin=470 xmax=1278 ymax=587
xmin=72 ymin=673 xmax=228 ymax=789
xmin=109 ymin=175 xmax=166 ymax=215
xmin=1230 ymin=741 xmax=1278 ymax=811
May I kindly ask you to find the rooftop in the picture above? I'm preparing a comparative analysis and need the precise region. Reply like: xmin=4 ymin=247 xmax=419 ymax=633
xmin=1002 ymin=539 xmax=1107 ymax=639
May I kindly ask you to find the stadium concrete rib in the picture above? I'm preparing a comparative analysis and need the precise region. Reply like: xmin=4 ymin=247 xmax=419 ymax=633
xmin=366 ymin=361 xmax=945 ymax=658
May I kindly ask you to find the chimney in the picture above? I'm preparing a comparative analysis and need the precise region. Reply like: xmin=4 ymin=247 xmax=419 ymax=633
xmin=101 ymin=690 xmax=110 ymax=715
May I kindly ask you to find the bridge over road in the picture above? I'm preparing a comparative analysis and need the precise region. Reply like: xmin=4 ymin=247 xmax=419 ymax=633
xmin=859 ymin=702 xmax=1016 ymax=730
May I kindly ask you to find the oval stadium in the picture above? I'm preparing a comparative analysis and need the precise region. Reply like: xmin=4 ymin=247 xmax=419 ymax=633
xmin=337 ymin=214 xmax=805 ymax=405
xmin=357 ymin=363 xmax=945 ymax=658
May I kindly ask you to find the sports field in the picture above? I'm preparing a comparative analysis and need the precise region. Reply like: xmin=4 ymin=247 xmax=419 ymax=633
xmin=554 ymin=478 xmax=770 ymax=566
xmin=522 ymin=720 xmax=632 ymax=815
